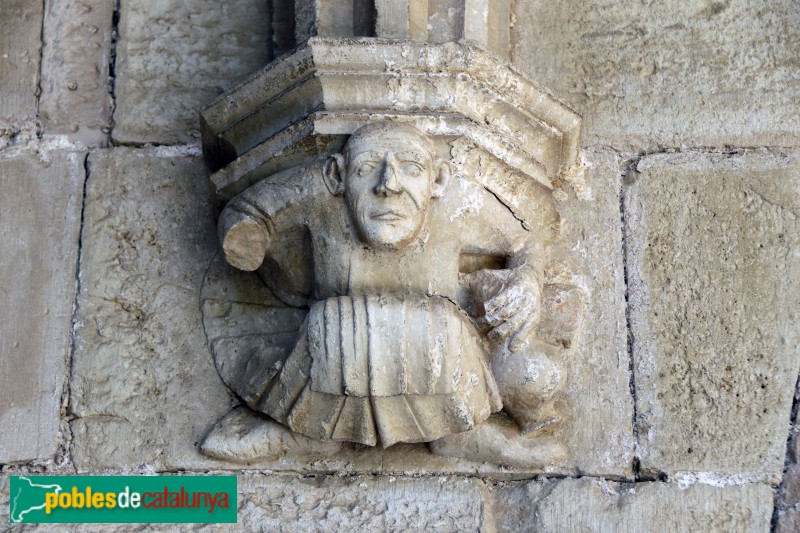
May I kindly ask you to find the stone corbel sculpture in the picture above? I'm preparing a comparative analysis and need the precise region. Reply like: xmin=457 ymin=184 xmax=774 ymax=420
xmin=197 ymin=6 xmax=586 ymax=469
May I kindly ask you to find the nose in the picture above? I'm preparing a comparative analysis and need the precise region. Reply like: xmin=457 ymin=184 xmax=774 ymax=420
xmin=374 ymin=153 xmax=403 ymax=196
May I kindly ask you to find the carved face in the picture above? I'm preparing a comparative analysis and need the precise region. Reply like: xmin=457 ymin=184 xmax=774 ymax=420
xmin=324 ymin=123 xmax=449 ymax=249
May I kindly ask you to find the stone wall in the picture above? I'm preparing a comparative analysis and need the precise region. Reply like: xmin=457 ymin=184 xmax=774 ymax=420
xmin=1 ymin=0 xmax=797 ymax=531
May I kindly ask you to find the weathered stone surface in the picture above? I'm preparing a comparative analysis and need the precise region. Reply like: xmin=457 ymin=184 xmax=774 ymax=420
xmin=547 ymin=149 xmax=634 ymax=478
xmin=200 ymin=407 xmax=342 ymax=463
xmin=71 ymin=146 xmax=232 ymax=471
xmin=270 ymin=0 xmax=295 ymax=57
xmin=427 ymin=0 xmax=463 ymax=43
xmin=493 ymin=478 xmax=773 ymax=532
xmin=40 ymin=0 xmax=114 ymax=146
xmin=113 ymin=0 xmax=271 ymax=144
xmin=626 ymin=149 xmax=800 ymax=481
xmin=512 ymin=0 xmax=800 ymax=150
xmin=0 ymin=0 xmax=42 ymax=133
xmin=234 ymin=475 xmax=491 ymax=531
xmin=0 ymin=147 xmax=85 ymax=463
xmin=781 ymin=464 xmax=800 ymax=508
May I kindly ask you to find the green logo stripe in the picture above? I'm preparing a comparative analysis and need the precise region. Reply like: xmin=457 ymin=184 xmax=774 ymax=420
xmin=8 ymin=476 xmax=237 ymax=524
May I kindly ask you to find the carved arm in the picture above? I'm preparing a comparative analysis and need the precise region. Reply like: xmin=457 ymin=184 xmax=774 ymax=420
xmin=218 ymin=204 xmax=271 ymax=272
xmin=465 ymin=238 xmax=546 ymax=350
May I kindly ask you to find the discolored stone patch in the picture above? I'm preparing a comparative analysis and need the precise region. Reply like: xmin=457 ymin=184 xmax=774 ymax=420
xmin=0 ymin=148 xmax=85 ymax=463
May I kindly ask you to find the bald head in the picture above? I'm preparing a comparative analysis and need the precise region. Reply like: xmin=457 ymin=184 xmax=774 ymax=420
xmin=343 ymin=122 xmax=433 ymax=164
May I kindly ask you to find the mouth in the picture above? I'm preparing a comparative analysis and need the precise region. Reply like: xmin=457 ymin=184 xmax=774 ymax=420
xmin=370 ymin=210 xmax=405 ymax=221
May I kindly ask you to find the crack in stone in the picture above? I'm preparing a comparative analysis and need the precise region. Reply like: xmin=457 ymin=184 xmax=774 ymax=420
xmin=620 ymin=154 xmax=644 ymax=482
xmin=106 ymin=0 xmax=120 ymax=146
xmin=57 ymin=151 xmax=92 ymax=474
xmin=481 ymin=185 xmax=528 ymax=232
xmin=33 ymin=0 xmax=46 ymax=138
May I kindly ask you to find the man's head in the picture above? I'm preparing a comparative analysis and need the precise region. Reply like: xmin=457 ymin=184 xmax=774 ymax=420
xmin=323 ymin=122 xmax=451 ymax=249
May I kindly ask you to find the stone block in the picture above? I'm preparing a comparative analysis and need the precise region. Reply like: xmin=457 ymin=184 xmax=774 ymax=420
xmin=428 ymin=0 xmax=464 ymax=43
xmin=0 ymin=147 xmax=85 ymax=463
xmin=40 ymin=0 xmax=114 ymax=146
xmin=512 ymin=0 xmax=800 ymax=150
xmin=625 ymin=149 xmax=800 ymax=481
xmin=270 ymin=0 xmax=296 ymax=57
xmin=545 ymin=149 xmax=634 ymax=477
xmin=0 ymin=0 xmax=42 ymax=132
xmin=71 ymin=146 xmax=232 ymax=471
xmin=493 ymin=478 xmax=773 ymax=532
xmin=113 ymin=0 xmax=271 ymax=144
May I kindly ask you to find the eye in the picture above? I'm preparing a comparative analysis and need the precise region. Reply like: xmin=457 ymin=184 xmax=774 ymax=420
xmin=402 ymin=163 xmax=423 ymax=176
xmin=356 ymin=163 xmax=375 ymax=176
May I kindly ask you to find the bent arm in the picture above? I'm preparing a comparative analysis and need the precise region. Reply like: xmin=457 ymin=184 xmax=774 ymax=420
xmin=473 ymin=237 xmax=545 ymax=349
xmin=217 ymin=164 xmax=320 ymax=272
xmin=456 ymin=195 xmax=549 ymax=349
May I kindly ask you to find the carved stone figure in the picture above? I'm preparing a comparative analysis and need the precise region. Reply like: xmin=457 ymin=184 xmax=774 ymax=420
xmin=202 ymin=121 xmax=580 ymax=466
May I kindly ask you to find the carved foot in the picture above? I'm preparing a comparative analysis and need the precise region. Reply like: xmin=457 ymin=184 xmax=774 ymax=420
xmin=200 ymin=407 xmax=341 ymax=464
xmin=514 ymin=401 xmax=563 ymax=437
xmin=428 ymin=413 xmax=567 ymax=469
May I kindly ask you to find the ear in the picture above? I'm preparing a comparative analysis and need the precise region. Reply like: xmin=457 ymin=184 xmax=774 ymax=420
xmin=431 ymin=159 xmax=452 ymax=199
xmin=322 ymin=153 xmax=346 ymax=196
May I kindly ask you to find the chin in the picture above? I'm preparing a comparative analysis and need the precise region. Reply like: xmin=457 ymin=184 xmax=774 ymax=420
xmin=361 ymin=225 xmax=418 ymax=250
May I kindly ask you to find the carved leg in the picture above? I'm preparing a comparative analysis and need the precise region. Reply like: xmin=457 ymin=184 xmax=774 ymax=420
xmin=200 ymin=406 xmax=341 ymax=463
xmin=427 ymin=413 xmax=567 ymax=468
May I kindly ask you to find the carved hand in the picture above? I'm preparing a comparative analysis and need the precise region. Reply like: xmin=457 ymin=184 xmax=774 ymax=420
xmin=218 ymin=208 xmax=270 ymax=272
xmin=470 ymin=266 xmax=542 ymax=351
